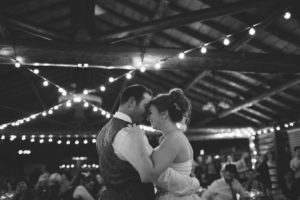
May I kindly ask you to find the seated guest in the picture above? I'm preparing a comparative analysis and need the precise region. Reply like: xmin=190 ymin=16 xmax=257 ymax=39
xmin=202 ymin=164 xmax=249 ymax=200
xmin=13 ymin=179 xmax=36 ymax=200
xmin=60 ymin=172 xmax=94 ymax=200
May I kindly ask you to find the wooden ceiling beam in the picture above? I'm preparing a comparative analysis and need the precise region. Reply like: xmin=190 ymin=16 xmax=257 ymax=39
xmin=233 ymin=112 xmax=261 ymax=125
xmin=184 ymin=71 xmax=210 ymax=92
xmin=96 ymin=0 xmax=276 ymax=43
xmin=96 ymin=4 xmax=193 ymax=48
xmin=200 ymin=77 xmax=300 ymax=125
xmin=242 ymin=108 xmax=272 ymax=121
xmin=0 ymin=13 xmax=69 ymax=41
xmin=252 ymin=104 xmax=279 ymax=116
xmin=1 ymin=40 xmax=300 ymax=72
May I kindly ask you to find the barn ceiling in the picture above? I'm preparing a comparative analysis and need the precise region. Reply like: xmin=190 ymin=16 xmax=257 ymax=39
xmin=0 ymin=0 xmax=300 ymax=136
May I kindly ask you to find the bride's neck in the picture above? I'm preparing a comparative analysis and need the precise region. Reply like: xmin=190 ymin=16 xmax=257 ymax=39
xmin=161 ymin=122 xmax=179 ymax=136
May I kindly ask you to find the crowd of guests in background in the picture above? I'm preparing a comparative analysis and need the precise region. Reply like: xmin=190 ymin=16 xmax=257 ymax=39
xmin=193 ymin=152 xmax=273 ymax=199
xmin=0 ymin=168 xmax=105 ymax=200
xmin=0 ymin=148 xmax=299 ymax=200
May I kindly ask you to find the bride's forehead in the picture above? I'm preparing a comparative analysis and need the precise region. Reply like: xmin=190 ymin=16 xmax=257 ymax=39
xmin=142 ymin=93 xmax=152 ymax=102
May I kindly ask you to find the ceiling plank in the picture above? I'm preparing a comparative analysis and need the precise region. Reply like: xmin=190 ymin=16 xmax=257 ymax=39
xmin=233 ymin=112 xmax=261 ymax=125
xmin=200 ymin=77 xmax=300 ymax=125
xmin=184 ymin=71 xmax=210 ymax=92
xmin=96 ymin=0 xmax=276 ymax=43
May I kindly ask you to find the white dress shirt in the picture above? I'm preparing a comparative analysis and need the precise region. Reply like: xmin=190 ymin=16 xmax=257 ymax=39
xmin=202 ymin=178 xmax=249 ymax=200
xmin=112 ymin=112 xmax=153 ymax=161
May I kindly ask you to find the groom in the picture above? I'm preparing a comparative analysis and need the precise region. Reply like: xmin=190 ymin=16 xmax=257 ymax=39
xmin=96 ymin=84 xmax=199 ymax=200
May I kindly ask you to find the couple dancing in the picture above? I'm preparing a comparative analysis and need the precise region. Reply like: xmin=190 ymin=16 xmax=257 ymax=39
xmin=96 ymin=84 xmax=201 ymax=200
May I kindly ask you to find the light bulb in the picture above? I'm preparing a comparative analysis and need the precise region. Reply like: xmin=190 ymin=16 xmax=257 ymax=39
xmin=140 ymin=66 xmax=146 ymax=72
xmin=200 ymin=47 xmax=207 ymax=54
xmin=43 ymin=81 xmax=49 ymax=87
xmin=126 ymin=73 xmax=132 ymax=79
xmin=83 ymin=89 xmax=89 ymax=95
xmin=100 ymin=85 xmax=106 ymax=92
xmin=14 ymin=62 xmax=21 ymax=68
xmin=108 ymin=77 xmax=114 ymax=82
xmin=223 ymin=38 xmax=230 ymax=46
xmin=283 ymin=11 xmax=291 ymax=20
xmin=178 ymin=52 xmax=185 ymax=59
xmin=33 ymin=69 xmax=39 ymax=74
xmin=249 ymin=27 xmax=256 ymax=36
xmin=155 ymin=62 xmax=161 ymax=69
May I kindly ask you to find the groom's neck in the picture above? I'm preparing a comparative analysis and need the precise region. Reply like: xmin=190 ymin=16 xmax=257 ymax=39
xmin=118 ymin=107 xmax=134 ymax=122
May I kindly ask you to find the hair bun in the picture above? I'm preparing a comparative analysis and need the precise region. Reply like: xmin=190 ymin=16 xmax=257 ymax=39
xmin=169 ymin=88 xmax=184 ymax=102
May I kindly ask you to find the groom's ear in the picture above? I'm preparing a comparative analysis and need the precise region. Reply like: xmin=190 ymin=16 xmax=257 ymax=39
xmin=127 ymin=96 xmax=137 ymax=108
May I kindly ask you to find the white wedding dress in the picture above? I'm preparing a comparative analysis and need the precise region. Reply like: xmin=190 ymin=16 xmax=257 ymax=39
xmin=155 ymin=159 xmax=201 ymax=200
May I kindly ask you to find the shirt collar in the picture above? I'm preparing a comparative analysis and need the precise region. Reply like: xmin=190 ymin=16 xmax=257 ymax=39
xmin=113 ymin=112 xmax=132 ymax=123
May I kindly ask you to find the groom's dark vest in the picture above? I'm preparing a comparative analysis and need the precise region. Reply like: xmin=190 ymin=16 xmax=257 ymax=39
xmin=96 ymin=117 xmax=154 ymax=200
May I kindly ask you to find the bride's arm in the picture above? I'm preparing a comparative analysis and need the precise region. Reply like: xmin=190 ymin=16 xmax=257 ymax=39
xmin=144 ymin=134 xmax=182 ymax=181
xmin=127 ymin=126 xmax=181 ymax=182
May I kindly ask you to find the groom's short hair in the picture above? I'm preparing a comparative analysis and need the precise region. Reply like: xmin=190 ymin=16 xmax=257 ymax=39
xmin=120 ymin=84 xmax=152 ymax=105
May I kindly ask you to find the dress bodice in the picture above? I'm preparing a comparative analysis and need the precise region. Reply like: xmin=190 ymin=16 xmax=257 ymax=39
xmin=171 ymin=159 xmax=193 ymax=175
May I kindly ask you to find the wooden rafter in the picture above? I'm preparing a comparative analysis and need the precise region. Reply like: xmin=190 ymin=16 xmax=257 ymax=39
xmin=1 ymin=40 xmax=300 ymax=72
xmin=96 ymin=0 xmax=276 ymax=43
xmin=0 ymin=13 xmax=69 ymax=41
xmin=200 ymin=78 xmax=300 ymax=125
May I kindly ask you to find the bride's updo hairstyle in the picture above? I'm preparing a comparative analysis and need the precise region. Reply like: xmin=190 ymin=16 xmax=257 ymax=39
xmin=149 ymin=88 xmax=192 ymax=124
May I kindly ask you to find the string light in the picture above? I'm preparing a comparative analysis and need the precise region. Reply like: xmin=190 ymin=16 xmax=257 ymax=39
xmin=140 ymin=66 xmax=146 ymax=72
xmin=223 ymin=37 xmax=230 ymax=46
xmin=66 ymin=101 xmax=72 ymax=107
xmin=155 ymin=62 xmax=161 ymax=69
xmin=100 ymin=85 xmax=106 ymax=92
xmin=14 ymin=61 xmax=21 ymax=68
xmin=200 ymin=46 xmax=207 ymax=54
xmin=2 ymin=17 xmax=289 ymax=142
xmin=248 ymin=27 xmax=256 ymax=36
xmin=126 ymin=73 xmax=132 ymax=79
xmin=43 ymin=80 xmax=49 ymax=87
xmin=283 ymin=11 xmax=291 ymax=20
xmin=73 ymin=96 xmax=82 ymax=103
xmin=108 ymin=77 xmax=114 ymax=83
xmin=83 ymin=89 xmax=89 ymax=95
xmin=0 ymin=103 xmax=64 ymax=130
xmin=178 ymin=52 xmax=185 ymax=59
xmin=33 ymin=69 xmax=39 ymax=74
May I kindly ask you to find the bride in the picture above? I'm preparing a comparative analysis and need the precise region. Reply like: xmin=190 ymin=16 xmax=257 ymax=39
xmin=128 ymin=88 xmax=201 ymax=200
